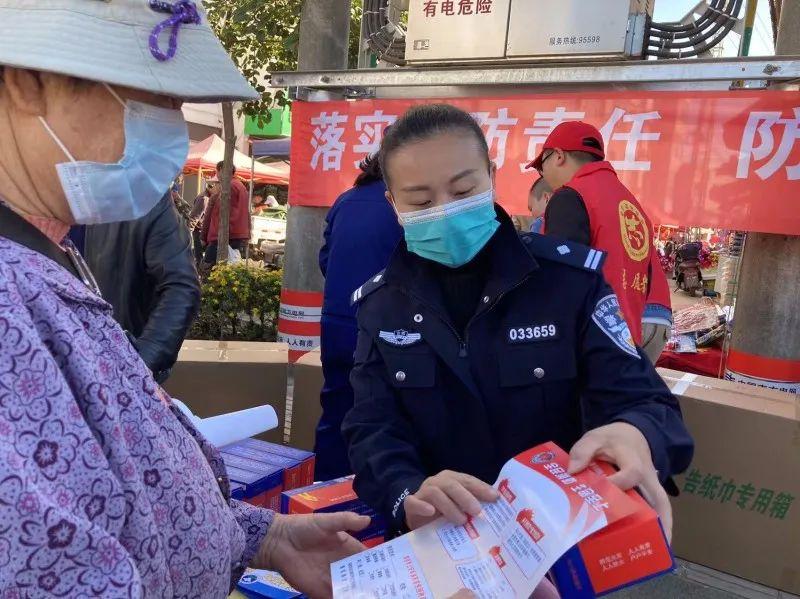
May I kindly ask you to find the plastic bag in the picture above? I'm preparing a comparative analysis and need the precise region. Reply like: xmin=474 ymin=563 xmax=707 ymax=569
xmin=226 ymin=245 xmax=242 ymax=264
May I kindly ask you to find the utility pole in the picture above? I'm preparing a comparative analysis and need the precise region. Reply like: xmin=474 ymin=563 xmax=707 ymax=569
xmin=279 ymin=0 xmax=351 ymax=357
xmin=726 ymin=2 xmax=800 ymax=394
xmin=216 ymin=101 xmax=236 ymax=265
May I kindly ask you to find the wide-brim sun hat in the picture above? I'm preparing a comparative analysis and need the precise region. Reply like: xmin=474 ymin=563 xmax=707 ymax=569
xmin=0 ymin=0 xmax=258 ymax=103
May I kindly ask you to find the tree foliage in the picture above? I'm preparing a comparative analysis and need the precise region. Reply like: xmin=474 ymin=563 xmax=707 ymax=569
xmin=204 ymin=0 xmax=363 ymax=123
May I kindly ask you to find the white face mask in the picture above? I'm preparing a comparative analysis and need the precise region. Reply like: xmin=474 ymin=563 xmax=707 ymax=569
xmin=40 ymin=85 xmax=189 ymax=225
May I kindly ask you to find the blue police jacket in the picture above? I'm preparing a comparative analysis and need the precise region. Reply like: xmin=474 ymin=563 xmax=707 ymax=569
xmin=342 ymin=207 xmax=693 ymax=531
xmin=316 ymin=180 xmax=402 ymax=480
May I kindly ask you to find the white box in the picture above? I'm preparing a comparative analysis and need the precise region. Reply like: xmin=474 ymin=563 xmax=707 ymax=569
xmin=506 ymin=0 xmax=652 ymax=58
xmin=406 ymin=0 xmax=513 ymax=63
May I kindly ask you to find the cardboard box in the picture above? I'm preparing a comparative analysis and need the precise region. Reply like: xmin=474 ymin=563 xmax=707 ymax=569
xmin=552 ymin=485 xmax=674 ymax=597
xmin=226 ymin=463 xmax=284 ymax=511
xmin=280 ymin=476 xmax=387 ymax=544
xmin=289 ymin=349 xmax=323 ymax=451
xmin=658 ymin=368 xmax=800 ymax=595
xmin=226 ymin=439 xmax=315 ymax=490
xmin=164 ymin=341 xmax=288 ymax=444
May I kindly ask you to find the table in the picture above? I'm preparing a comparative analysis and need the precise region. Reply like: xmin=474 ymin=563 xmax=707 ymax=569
xmin=656 ymin=346 xmax=725 ymax=378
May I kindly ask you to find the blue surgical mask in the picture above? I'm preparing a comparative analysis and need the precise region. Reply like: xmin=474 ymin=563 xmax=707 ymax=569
xmin=399 ymin=187 xmax=499 ymax=268
xmin=40 ymin=85 xmax=189 ymax=225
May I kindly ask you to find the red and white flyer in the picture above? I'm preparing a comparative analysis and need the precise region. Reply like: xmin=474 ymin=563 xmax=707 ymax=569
xmin=331 ymin=442 xmax=640 ymax=598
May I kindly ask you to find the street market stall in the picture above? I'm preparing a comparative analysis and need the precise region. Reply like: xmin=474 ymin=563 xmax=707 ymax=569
xmin=184 ymin=134 xmax=290 ymax=185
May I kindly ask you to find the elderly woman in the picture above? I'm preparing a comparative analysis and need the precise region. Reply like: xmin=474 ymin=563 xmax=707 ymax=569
xmin=0 ymin=1 xmax=368 ymax=597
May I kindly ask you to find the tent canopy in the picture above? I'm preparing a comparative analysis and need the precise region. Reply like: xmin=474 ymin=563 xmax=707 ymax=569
xmin=184 ymin=134 xmax=289 ymax=185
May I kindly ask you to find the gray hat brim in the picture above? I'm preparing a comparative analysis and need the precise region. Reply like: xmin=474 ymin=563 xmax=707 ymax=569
xmin=0 ymin=6 xmax=259 ymax=102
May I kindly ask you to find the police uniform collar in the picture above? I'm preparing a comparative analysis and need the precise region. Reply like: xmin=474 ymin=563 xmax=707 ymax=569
xmin=383 ymin=204 xmax=539 ymax=308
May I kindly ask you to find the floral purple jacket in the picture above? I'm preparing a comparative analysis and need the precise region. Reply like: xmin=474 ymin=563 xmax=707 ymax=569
xmin=0 ymin=236 xmax=272 ymax=598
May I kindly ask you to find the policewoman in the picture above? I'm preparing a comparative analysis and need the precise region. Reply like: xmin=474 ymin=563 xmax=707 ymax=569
xmin=342 ymin=105 xmax=693 ymax=543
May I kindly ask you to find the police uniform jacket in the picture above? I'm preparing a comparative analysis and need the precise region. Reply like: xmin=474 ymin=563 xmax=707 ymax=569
xmin=342 ymin=207 xmax=693 ymax=531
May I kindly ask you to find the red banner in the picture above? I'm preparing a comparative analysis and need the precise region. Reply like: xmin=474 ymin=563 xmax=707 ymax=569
xmin=288 ymin=91 xmax=800 ymax=235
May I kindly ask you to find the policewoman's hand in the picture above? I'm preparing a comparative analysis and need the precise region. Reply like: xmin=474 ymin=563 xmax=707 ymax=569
xmin=567 ymin=422 xmax=673 ymax=542
xmin=404 ymin=470 xmax=499 ymax=530
xmin=256 ymin=512 xmax=371 ymax=598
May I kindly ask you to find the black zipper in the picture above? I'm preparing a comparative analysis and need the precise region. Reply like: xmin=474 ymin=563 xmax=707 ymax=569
xmin=403 ymin=273 xmax=533 ymax=359
xmin=404 ymin=289 xmax=469 ymax=356
xmin=465 ymin=276 xmax=531 ymax=352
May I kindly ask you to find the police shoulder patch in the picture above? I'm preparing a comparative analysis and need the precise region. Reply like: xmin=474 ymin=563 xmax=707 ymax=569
xmin=592 ymin=294 xmax=641 ymax=359
xmin=351 ymin=270 xmax=387 ymax=305
xmin=520 ymin=233 xmax=605 ymax=273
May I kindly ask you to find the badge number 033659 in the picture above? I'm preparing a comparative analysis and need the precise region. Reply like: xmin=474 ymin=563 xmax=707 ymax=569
xmin=509 ymin=325 xmax=558 ymax=342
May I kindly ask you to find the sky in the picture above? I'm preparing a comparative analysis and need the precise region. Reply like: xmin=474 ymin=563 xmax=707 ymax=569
xmin=652 ymin=0 xmax=775 ymax=57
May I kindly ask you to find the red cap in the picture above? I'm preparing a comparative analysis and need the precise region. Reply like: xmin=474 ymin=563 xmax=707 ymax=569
xmin=527 ymin=121 xmax=605 ymax=171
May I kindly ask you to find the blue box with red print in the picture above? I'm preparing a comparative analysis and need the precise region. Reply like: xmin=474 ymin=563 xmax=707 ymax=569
xmin=226 ymin=439 xmax=315 ymax=490
xmin=230 ymin=483 xmax=246 ymax=501
xmin=280 ymin=476 xmax=387 ymax=545
xmin=224 ymin=463 xmax=283 ymax=511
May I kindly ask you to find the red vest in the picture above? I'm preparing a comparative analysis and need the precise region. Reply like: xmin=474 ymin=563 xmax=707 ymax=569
xmin=563 ymin=162 xmax=659 ymax=344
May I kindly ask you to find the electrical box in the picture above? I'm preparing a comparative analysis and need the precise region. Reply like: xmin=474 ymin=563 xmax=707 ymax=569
xmin=405 ymin=0 xmax=513 ymax=63
xmin=507 ymin=0 xmax=653 ymax=59
xmin=406 ymin=0 xmax=653 ymax=64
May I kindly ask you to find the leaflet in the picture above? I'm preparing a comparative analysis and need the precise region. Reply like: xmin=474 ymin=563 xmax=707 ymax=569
xmin=331 ymin=442 xmax=639 ymax=599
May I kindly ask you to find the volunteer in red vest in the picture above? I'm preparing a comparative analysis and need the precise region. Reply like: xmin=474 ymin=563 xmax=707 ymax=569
xmin=530 ymin=121 xmax=672 ymax=359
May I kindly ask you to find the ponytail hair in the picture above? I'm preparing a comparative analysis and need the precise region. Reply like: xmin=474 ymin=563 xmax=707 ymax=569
xmin=354 ymin=153 xmax=383 ymax=186
xmin=379 ymin=104 xmax=489 ymax=186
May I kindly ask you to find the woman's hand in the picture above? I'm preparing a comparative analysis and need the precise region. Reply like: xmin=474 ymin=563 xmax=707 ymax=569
xmin=568 ymin=422 xmax=673 ymax=542
xmin=404 ymin=470 xmax=499 ymax=530
xmin=256 ymin=512 xmax=371 ymax=599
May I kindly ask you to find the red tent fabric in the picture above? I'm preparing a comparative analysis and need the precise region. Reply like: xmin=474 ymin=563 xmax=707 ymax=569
xmin=184 ymin=134 xmax=289 ymax=185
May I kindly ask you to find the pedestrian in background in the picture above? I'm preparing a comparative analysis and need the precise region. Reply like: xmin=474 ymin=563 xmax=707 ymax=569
xmin=315 ymin=151 xmax=402 ymax=481
xmin=201 ymin=161 xmax=251 ymax=265
xmin=528 ymin=176 xmax=553 ymax=233
xmin=170 ymin=177 xmax=192 ymax=224
xmin=189 ymin=179 xmax=213 ymax=267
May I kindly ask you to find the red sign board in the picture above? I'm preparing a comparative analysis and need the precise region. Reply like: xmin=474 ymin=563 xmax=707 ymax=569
xmin=289 ymin=91 xmax=800 ymax=234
